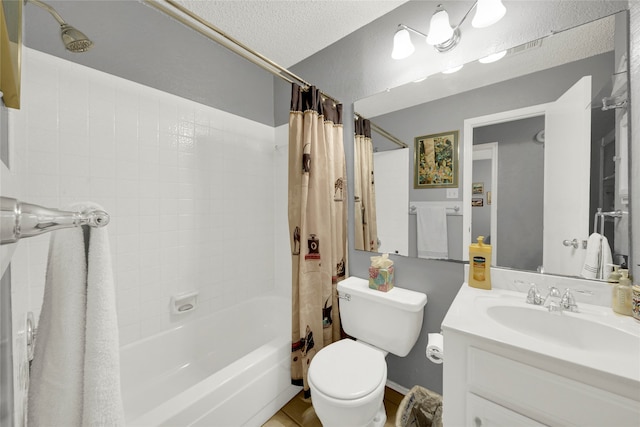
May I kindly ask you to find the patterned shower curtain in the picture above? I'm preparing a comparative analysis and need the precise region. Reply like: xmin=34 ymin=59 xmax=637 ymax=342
xmin=354 ymin=117 xmax=378 ymax=252
xmin=288 ymin=84 xmax=346 ymax=398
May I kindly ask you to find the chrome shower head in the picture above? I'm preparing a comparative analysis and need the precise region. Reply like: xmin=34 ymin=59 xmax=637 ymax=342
xmin=27 ymin=0 xmax=94 ymax=53
xmin=60 ymin=23 xmax=93 ymax=53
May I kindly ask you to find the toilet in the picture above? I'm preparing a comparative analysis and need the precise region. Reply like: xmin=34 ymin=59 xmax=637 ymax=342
xmin=307 ymin=276 xmax=427 ymax=427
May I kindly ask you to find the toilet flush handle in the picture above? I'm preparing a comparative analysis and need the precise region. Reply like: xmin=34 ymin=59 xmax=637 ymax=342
xmin=338 ymin=292 xmax=351 ymax=302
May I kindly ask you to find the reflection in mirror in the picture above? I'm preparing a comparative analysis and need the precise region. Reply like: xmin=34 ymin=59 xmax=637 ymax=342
xmin=353 ymin=11 xmax=631 ymax=279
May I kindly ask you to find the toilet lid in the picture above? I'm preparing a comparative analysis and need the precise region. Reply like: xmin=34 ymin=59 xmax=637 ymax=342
xmin=309 ymin=339 xmax=385 ymax=400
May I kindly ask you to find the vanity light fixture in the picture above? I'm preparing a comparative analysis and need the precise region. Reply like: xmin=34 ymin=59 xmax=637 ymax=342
xmin=391 ymin=0 xmax=506 ymax=57
xmin=478 ymin=50 xmax=507 ymax=63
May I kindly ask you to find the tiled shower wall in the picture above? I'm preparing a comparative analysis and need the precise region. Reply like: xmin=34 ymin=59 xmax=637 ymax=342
xmin=8 ymin=48 xmax=279 ymax=346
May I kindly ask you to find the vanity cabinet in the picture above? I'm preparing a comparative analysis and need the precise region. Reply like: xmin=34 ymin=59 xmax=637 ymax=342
xmin=443 ymin=329 xmax=640 ymax=427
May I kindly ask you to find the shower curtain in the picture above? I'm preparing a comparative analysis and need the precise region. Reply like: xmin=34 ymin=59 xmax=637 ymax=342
xmin=288 ymin=84 xmax=346 ymax=398
xmin=354 ymin=117 xmax=378 ymax=252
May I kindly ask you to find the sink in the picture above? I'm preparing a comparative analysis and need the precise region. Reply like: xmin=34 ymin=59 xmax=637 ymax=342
xmin=486 ymin=304 xmax=635 ymax=354
xmin=442 ymin=285 xmax=640 ymax=383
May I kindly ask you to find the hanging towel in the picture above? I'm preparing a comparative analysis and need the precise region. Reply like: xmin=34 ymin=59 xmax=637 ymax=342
xmin=581 ymin=232 xmax=613 ymax=280
xmin=28 ymin=202 xmax=124 ymax=427
xmin=416 ymin=206 xmax=448 ymax=259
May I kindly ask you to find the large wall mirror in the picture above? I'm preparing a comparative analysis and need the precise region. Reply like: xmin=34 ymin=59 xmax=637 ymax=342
xmin=353 ymin=11 xmax=631 ymax=279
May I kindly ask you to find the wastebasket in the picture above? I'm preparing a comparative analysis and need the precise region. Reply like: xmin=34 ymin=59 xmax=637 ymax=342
xmin=395 ymin=385 xmax=443 ymax=427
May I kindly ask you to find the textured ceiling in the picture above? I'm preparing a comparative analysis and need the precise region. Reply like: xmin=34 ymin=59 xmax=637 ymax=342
xmin=175 ymin=0 xmax=409 ymax=67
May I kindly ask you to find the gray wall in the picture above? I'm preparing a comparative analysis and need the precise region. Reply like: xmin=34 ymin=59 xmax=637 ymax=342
xmin=24 ymin=0 xmax=276 ymax=126
xmin=284 ymin=1 xmax=628 ymax=393
xmin=474 ymin=116 xmax=545 ymax=271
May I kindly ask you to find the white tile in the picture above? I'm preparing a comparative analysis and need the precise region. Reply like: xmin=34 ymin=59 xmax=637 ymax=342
xmin=27 ymin=127 xmax=59 ymax=154
xmin=89 ymin=157 xmax=116 ymax=178
xmin=117 ymin=323 xmax=141 ymax=346
xmin=59 ymin=154 xmax=91 ymax=177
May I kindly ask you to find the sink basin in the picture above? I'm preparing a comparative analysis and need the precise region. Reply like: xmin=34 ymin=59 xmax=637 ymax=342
xmin=486 ymin=305 xmax=635 ymax=354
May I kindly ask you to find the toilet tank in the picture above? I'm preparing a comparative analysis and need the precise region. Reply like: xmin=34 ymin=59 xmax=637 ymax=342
xmin=338 ymin=277 xmax=427 ymax=357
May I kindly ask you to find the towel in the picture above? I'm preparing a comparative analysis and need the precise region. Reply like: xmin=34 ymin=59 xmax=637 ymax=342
xmin=28 ymin=202 xmax=124 ymax=426
xmin=581 ymin=232 xmax=613 ymax=280
xmin=416 ymin=206 xmax=448 ymax=259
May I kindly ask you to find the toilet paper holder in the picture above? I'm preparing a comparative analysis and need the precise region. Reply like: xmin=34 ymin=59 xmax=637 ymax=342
xmin=426 ymin=332 xmax=444 ymax=364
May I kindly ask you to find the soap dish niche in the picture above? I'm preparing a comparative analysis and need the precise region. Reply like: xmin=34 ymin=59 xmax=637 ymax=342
xmin=171 ymin=292 xmax=198 ymax=314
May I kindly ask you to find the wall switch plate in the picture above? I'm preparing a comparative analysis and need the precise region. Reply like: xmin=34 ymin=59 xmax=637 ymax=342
xmin=447 ymin=189 xmax=458 ymax=199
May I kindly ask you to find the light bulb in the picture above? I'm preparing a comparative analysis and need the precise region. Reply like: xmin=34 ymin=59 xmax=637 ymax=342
xmin=478 ymin=50 xmax=507 ymax=63
xmin=426 ymin=5 xmax=455 ymax=46
xmin=472 ymin=0 xmax=506 ymax=28
xmin=392 ymin=28 xmax=415 ymax=59
xmin=442 ymin=65 xmax=463 ymax=74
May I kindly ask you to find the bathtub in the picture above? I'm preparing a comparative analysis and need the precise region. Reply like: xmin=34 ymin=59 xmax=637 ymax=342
xmin=120 ymin=295 xmax=299 ymax=426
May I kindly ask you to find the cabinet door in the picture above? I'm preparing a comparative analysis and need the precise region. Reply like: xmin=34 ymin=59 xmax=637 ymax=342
xmin=467 ymin=393 xmax=546 ymax=427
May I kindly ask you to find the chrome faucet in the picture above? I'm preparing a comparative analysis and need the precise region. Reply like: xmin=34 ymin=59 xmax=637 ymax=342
xmin=526 ymin=283 xmax=542 ymax=305
xmin=543 ymin=286 xmax=563 ymax=313
xmin=559 ymin=288 xmax=579 ymax=312
xmin=526 ymin=285 xmax=579 ymax=313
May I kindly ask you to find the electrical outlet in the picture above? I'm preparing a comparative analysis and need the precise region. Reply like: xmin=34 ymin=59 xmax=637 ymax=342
xmin=446 ymin=188 xmax=458 ymax=199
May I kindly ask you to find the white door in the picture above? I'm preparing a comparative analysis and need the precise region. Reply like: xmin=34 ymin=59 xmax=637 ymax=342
xmin=543 ymin=76 xmax=591 ymax=275
xmin=373 ymin=148 xmax=409 ymax=256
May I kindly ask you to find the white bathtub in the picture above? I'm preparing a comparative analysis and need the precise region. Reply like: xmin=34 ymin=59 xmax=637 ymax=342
xmin=120 ymin=295 xmax=299 ymax=426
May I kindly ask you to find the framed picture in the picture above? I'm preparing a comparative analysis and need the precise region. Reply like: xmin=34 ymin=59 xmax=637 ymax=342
xmin=472 ymin=198 xmax=484 ymax=207
xmin=414 ymin=130 xmax=459 ymax=188
xmin=472 ymin=182 xmax=484 ymax=194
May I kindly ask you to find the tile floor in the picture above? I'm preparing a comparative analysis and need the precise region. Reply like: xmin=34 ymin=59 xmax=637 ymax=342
xmin=262 ymin=387 xmax=404 ymax=427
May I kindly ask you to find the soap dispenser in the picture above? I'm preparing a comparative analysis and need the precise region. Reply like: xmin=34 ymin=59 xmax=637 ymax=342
xmin=607 ymin=264 xmax=621 ymax=285
xmin=612 ymin=269 xmax=632 ymax=316
xmin=468 ymin=236 xmax=492 ymax=290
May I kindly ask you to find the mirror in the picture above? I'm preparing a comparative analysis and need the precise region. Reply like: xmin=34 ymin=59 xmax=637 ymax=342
xmin=354 ymin=11 xmax=631 ymax=278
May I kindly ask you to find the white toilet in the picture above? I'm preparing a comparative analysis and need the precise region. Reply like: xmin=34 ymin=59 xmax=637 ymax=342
xmin=307 ymin=276 xmax=427 ymax=427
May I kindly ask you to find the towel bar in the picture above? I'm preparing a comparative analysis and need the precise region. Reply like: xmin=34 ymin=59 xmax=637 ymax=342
xmin=409 ymin=204 xmax=460 ymax=215
xmin=0 ymin=197 xmax=110 ymax=245
xmin=593 ymin=208 xmax=628 ymax=235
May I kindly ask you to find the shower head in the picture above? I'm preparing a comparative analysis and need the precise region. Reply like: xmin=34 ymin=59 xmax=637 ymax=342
xmin=60 ymin=24 xmax=93 ymax=52
xmin=27 ymin=0 xmax=94 ymax=53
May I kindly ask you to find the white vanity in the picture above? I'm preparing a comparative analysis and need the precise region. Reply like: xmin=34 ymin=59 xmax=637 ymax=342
xmin=442 ymin=271 xmax=640 ymax=426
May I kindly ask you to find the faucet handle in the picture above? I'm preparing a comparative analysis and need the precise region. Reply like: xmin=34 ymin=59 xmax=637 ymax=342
xmin=560 ymin=288 xmax=579 ymax=312
xmin=526 ymin=283 xmax=542 ymax=305
xmin=547 ymin=286 xmax=561 ymax=298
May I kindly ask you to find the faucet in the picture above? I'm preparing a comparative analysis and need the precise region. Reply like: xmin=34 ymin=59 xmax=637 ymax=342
xmin=559 ymin=288 xmax=579 ymax=312
xmin=543 ymin=286 xmax=563 ymax=313
xmin=526 ymin=285 xmax=579 ymax=313
xmin=526 ymin=283 xmax=542 ymax=305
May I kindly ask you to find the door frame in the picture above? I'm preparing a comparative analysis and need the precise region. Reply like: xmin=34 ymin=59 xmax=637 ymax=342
xmin=473 ymin=142 xmax=498 ymax=265
xmin=462 ymin=103 xmax=549 ymax=261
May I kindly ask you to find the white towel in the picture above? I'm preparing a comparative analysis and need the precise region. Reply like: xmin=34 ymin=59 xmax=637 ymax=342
xmin=416 ymin=206 xmax=448 ymax=259
xmin=581 ymin=232 xmax=613 ymax=280
xmin=28 ymin=202 xmax=124 ymax=426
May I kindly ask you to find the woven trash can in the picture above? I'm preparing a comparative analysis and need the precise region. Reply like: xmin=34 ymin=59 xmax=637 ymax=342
xmin=395 ymin=385 xmax=443 ymax=427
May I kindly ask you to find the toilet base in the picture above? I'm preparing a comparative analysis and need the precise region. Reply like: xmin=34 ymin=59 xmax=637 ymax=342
xmin=370 ymin=401 xmax=387 ymax=427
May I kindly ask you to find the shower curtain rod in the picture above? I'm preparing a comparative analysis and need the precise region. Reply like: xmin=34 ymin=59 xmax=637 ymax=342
xmin=144 ymin=0 xmax=342 ymax=105
xmin=355 ymin=113 xmax=408 ymax=149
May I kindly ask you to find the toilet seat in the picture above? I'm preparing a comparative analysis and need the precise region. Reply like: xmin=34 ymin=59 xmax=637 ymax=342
xmin=308 ymin=339 xmax=386 ymax=400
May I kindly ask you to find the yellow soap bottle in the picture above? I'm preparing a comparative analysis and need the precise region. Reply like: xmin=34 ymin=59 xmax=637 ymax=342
xmin=469 ymin=236 xmax=492 ymax=290
xmin=612 ymin=269 xmax=632 ymax=316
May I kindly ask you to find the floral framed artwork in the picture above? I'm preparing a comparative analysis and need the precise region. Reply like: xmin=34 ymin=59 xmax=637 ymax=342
xmin=414 ymin=130 xmax=459 ymax=188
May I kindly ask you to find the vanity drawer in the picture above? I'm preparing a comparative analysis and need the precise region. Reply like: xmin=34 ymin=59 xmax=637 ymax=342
xmin=467 ymin=347 xmax=640 ymax=426
xmin=466 ymin=393 xmax=546 ymax=427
